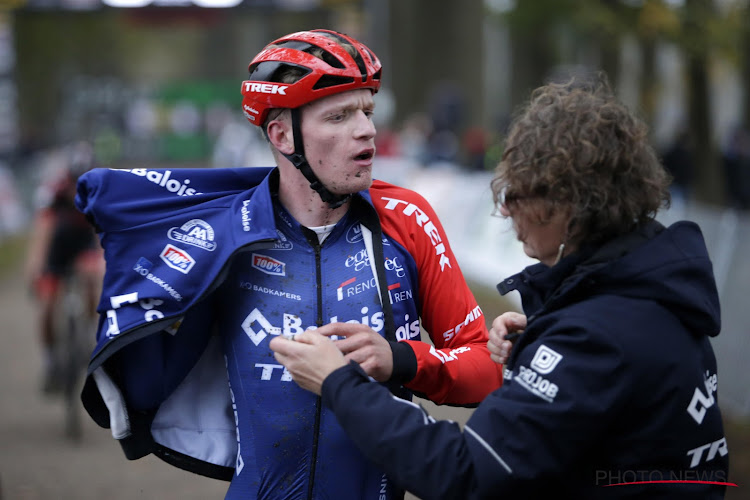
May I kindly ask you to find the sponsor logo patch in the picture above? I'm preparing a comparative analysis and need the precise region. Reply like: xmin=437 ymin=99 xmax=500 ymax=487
xmin=160 ymin=244 xmax=196 ymax=274
xmin=252 ymin=253 xmax=285 ymax=276
xmin=346 ymin=224 xmax=363 ymax=243
xmin=168 ymin=219 xmax=217 ymax=251
xmin=530 ymin=345 xmax=563 ymax=374
xmin=133 ymin=257 xmax=183 ymax=302
xmin=273 ymin=230 xmax=294 ymax=250
xmin=515 ymin=365 xmax=559 ymax=402
xmin=240 ymin=200 xmax=251 ymax=232
xmin=243 ymin=82 xmax=288 ymax=95
xmin=122 ymin=169 xmax=201 ymax=196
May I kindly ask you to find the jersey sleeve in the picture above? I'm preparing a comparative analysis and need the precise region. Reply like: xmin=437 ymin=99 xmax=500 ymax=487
xmin=371 ymin=181 xmax=503 ymax=404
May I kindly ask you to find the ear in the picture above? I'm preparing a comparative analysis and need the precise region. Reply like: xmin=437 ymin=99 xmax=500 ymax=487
xmin=266 ymin=118 xmax=295 ymax=156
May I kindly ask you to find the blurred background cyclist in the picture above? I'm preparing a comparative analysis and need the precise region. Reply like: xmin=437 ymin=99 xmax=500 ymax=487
xmin=24 ymin=141 xmax=104 ymax=394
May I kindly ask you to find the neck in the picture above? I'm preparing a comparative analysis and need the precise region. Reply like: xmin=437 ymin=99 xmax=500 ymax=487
xmin=277 ymin=164 xmax=349 ymax=227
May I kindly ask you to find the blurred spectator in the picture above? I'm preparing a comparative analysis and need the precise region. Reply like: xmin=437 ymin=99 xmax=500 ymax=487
xmin=398 ymin=112 xmax=432 ymax=165
xmin=660 ymin=129 xmax=694 ymax=205
xmin=425 ymin=81 xmax=466 ymax=165
xmin=426 ymin=129 xmax=460 ymax=165
xmin=462 ymin=125 xmax=490 ymax=171
xmin=722 ymin=127 xmax=750 ymax=210
xmin=0 ymin=163 xmax=28 ymax=239
xmin=374 ymin=127 xmax=401 ymax=157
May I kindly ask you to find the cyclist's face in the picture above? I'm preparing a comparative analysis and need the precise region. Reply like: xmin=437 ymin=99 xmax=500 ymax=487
xmin=299 ymin=89 xmax=377 ymax=195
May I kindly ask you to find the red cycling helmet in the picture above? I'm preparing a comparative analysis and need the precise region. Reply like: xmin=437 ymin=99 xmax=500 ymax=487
xmin=240 ymin=29 xmax=382 ymax=127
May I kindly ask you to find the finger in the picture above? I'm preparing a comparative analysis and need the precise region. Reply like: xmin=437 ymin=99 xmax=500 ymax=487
xmin=506 ymin=312 xmax=527 ymax=329
xmin=293 ymin=331 xmax=324 ymax=345
xmin=332 ymin=332 xmax=371 ymax=355
xmin=316 ymin=322 xmax=369 ymax=338
xmin=490 ymin=353 xmax=504 ymax=364
xmin=269 ymin=335 xmax=296 ymax=356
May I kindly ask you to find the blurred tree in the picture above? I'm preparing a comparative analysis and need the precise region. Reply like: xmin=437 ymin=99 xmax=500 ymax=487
xmin=682 ymin=0 xmax=720 ymax=204
xmin=388 ymin=0 xmax=483 ymax=135
xmin=385 ymin=0 xmax=484 ymax=133
xmin=739 ymin=4 xmax=750 ymax=130
xmin=496 ymin=0 xmax=741 ymax=205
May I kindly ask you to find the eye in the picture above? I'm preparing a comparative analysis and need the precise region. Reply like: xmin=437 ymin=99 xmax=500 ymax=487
xmin=327 ymin=111 xmax=346 ymax=122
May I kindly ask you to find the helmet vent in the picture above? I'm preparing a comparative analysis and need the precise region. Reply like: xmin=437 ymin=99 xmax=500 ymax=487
xmin=318 ymin=31 xmax=368 ymax=81
xmin=275 ymin=40 xmax=346 ymax=69
xmin=313 ymin=75 xmax=356 ymax=90
xmin=248 ymin=61 xmax=311 ymax=84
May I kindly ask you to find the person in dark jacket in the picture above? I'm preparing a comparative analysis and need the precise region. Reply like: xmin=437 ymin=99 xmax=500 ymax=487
xmin=270 ymin=75 xmax=731 ymax=499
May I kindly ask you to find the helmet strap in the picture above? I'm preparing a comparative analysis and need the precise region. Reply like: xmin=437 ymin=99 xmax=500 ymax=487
xmin=282 ymin=107 xmax=351 ymax=209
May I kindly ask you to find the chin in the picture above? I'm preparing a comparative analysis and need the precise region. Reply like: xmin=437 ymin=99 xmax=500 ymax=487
xmin=351 ymin=175 xmax=374 ymax=192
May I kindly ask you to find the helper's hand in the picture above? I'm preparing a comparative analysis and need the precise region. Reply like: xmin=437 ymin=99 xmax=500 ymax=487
xmin=317 ymin=323 xmax=394 ymax=382
xmin=269 ymin=331 xmax=347 ymax=395
xmin=488 ymin=312 xmax=527 ymax=365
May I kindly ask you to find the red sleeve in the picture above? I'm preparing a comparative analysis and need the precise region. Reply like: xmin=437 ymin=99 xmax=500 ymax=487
xmin=370 ymin=180 xmax=503 ymax=405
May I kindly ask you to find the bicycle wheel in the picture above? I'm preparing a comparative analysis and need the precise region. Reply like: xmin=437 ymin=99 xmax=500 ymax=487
xmin=57 ymin=273 xmax=92 ymax=442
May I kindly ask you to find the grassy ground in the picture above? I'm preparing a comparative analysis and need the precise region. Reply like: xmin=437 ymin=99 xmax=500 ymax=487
xmin=0 ymin=234 xmax=27 ymax=281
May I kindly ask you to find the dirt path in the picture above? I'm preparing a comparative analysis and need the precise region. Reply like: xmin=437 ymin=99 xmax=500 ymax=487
xmin=0 ymin=266 xmax=229 ymax=500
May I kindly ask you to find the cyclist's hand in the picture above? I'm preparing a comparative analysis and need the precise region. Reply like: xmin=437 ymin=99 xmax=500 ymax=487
xmin=316 ymin=323 xmax=394 ymax=383
xmin=270 ymin=331 xmax=346 ymax=395
xmin=488 ymin=312 xmax=527 ymax=365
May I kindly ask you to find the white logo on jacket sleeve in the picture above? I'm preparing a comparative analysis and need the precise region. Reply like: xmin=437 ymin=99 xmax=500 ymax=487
xmin=687 ymin=371 xmax=718 ymax=424
xmin=168 ymin=219 xmax=217 ymax=251
xmin=122 ymin=169 xmax=201 ymax=196
xmin=160 ymin=244 xmax=196 ymax=274
xmin=530 ymin=345 xmax=563 ymax=374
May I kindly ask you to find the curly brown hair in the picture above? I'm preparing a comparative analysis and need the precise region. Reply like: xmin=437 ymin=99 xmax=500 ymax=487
xmin=491 ymin=75 xmax=671 ymax=248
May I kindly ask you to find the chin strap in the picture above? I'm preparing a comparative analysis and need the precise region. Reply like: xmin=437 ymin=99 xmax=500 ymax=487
xmin=281 ymin=108 xmax=351 ymax=209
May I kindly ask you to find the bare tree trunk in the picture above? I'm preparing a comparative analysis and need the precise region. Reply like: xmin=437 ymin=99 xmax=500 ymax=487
xmin=742 ymin=6 xmax=750 ymax=128
xmin=389 ymin=0 xmax=484 ymax=132
xmin=685 ymin=0 xmax=722 ymax=204
xmin=508 ymin=22 xmax=556 ymax=107
xmin=639 ymin=37 xmax=657 ymax=129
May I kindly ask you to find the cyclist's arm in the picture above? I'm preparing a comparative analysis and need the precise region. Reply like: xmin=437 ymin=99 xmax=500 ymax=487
xmin=372 ymin=182 xmax=503 ymax=405
xmin=25 ymin=209 xmax=55 ymax=286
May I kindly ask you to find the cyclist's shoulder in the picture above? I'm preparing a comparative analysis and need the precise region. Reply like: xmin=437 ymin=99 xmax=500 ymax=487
xmin=369 ymin=179 xmax=435 ymax=210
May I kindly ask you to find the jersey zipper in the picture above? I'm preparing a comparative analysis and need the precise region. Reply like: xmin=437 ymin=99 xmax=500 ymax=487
xmin=305 ymin=230 xmax=324 ymax=500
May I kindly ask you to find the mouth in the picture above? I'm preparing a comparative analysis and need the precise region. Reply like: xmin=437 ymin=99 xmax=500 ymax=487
xmin=353 ymin=148 xmax=375 ymax=163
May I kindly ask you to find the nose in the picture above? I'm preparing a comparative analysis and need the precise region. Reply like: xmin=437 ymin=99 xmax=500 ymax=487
xmin=354 ymin=110 xmax=376 ymax=140
xmin=499 ymin=203 xmax=511 ymax=217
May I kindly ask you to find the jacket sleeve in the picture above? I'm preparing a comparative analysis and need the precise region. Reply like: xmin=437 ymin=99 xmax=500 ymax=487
xmin=371 ymin=181 xmax=503 ymax=405
xmin=320 ymin=321 xmax=628 ymax=499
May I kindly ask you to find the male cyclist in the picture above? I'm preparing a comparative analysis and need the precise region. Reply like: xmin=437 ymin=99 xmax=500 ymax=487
xmin=26 ymin=142 xmax=102 ymax=393
xmin=77 ymin=30 xmax=503 ymax=499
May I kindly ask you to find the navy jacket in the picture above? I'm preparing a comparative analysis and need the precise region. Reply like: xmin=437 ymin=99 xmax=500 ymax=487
xmin=321 ymin=220 xmax=730 ymax=499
